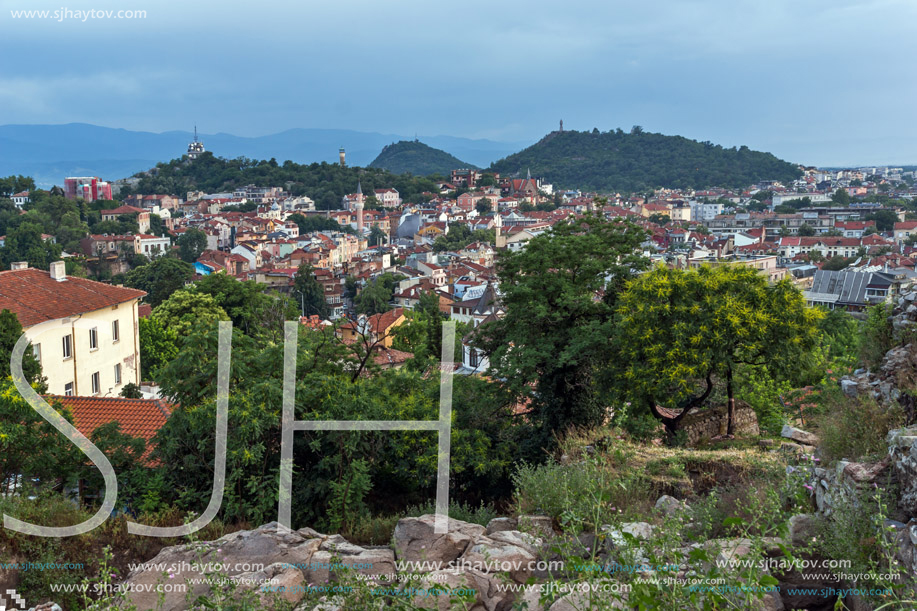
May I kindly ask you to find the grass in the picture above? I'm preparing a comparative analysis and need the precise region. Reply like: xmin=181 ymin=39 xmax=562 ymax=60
xmin=512 ymin=427 xmax=787 ymax=530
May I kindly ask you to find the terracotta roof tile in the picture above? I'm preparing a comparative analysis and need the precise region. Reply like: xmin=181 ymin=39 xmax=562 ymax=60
xmin=0 ymin=268 xmax=146 ymax=327
xmin=46 ymin=395 xmax=172 ymax=463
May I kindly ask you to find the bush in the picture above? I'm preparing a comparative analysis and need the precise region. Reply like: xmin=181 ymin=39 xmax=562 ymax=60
xmin=816 ymin=394 xmax=903 ymax=462
xmin=860 ymin=303 xmax=894 ymax=370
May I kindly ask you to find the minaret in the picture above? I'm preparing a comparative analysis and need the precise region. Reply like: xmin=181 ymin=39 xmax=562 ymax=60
xmin=494 ymin=210 xmax=506 ymax=249
xmin=355 ymin=180 xmax=364 ymax=234
xmin=339 ymin=147 xmax=346 ymax=167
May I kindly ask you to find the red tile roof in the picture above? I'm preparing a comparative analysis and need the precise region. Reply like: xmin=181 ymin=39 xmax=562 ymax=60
xmin=0 ymin=268 xmax=146 ymax=327
xmin=47 ymin=395 xmax=172 ymax=463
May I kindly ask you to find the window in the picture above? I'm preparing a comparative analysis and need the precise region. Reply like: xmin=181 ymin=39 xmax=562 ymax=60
xmin=89 ymin=327 xmax=98 ymax=350
xmin=33 ymin=343 xmax=41 ymax=364
xmin=64 ymin=382 xmax=74 ymax=396
xmin=91 ymin=372 xmax=100 ymax=395
xmin=114 ymin=363 xmax=122 ymax=385
xmin=62 ymin=334 xmax=72 ymax=359
xmin=112 ymin=320 xmax=120 ymax=342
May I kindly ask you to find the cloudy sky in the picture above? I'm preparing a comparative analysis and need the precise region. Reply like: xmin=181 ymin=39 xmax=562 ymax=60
xmin=1 ymin=0 xmax=915 ymax=166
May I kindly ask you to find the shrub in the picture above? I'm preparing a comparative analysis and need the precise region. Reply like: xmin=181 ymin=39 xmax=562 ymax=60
xmin=859 ymin=303 xmax=894 ymax=370
xmin=816 ymin=394 xmax=903 ymax=462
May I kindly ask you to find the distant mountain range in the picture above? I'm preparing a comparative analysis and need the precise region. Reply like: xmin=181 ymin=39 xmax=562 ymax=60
xmin=369 ymin=140 xmax=476 ymax=175
xmin=490 ymin=129 xmax=802 ymax=192
xmin=0 ymin=124 xmax=528 ymax=187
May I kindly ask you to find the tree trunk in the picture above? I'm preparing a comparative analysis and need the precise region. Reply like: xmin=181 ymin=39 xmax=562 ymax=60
xmin=726 ymin=366 xmax=735 ymax=436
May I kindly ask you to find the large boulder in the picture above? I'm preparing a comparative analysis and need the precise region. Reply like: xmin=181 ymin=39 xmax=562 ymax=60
xmin=124 ymin=522 xmax=328 ymax=611
xmin=780 ymin=424 xmax=819 ymax=447
xmin=788 ymin=514 xmax=819 ymax=547
xmin=460 ymin=534 xmax=538 ymax=583
xmin=408 ymin=567 xmax=512 ymax=611
xmin=393 ymin=514 xmax=486 ymax=565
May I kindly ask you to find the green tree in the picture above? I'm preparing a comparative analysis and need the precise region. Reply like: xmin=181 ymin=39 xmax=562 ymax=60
xmin=616 ymin=265 xmax=822 ymax=435
xmin=0 ymin=385 xmax=80 ymax=496
xmin=475 ymin=198 xmax=491 ymax=215
xmin=124 ymin=257 xmax=194 ymax=307
xmin=177 ymin=227 xmax=208 ymax=262
xmin=797 ymin=223 xmax=816 ymax=236
xmin=0 ymin=222 xmax=63 ymax=269
xmin=192 ymin=272 xmax=274 ymax=336
xmin=0 ymin=309 xmax=44 ymax=389
xmin=832 ymin=189 xmax=851 ymax=206
xmin=865 ymin=209 xmax=898 ymax=232
xmin=368 ymin=224 xmax=386 ymax=247
xmin=120 ymin=382 xmax=143 ymax=398
xmin=292 ymin=263 xmax=330 ymax=319
xmin=151 ymin=289 xmax=230 ymax=337
xmin=475 ymin=213 xmax=649 ymax=451
xmin=138 ymin=316 xmax=180 ymax=381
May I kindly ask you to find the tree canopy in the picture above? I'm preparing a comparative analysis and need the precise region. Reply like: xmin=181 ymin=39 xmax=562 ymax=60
xmin=615 ymin=265 xmax=822 ymax=435
xmin=475 ymin=213 xmax=649 ymax=451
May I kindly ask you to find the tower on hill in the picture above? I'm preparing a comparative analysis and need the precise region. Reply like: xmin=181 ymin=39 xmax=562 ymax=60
xmin=187 ymin=125 xmax=205 ymax=160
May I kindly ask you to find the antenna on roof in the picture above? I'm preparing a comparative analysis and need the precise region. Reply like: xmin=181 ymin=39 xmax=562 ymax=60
xmin=193 ymin=125 xmax=198 ymax=143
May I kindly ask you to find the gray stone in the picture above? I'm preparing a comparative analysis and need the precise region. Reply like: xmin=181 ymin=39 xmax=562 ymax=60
xmin=485 ymin=517 xmax=517 ymax=535
xmin=655 ymin=494 xmax=688 ymax=516
xmin=517 ymin=515 xmax=554 ymax=539
xmin=840 ymin=378 xmax=859 ymax=398
xmin=788 ymin=514 xmax=819 ymax=547
xmin=781 ymin=424 xmax=819 ymax=446
xmin=393 ymin=514 xmax=485 ymax=564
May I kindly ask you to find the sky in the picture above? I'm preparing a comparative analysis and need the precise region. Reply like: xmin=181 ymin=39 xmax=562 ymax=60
xmin=1 ymin=0 xmax=915 ymax=166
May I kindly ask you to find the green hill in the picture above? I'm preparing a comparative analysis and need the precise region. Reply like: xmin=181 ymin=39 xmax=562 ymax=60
xmin=369 ymin=140 xmax=475 ymax=176
xmin=490 ymin=128 xmax=802 ymax=192
xmin=122 ymin=153 xmax=441 ymax=210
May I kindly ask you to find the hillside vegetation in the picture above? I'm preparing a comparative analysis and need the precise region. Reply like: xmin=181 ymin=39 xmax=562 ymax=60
xmin=490 ymin=128 xmax=802 ymax=192
xmin=123 ymin=153 xmax=441 ymax=209
xmin=369 ymin=140 xmax=474 ymax=175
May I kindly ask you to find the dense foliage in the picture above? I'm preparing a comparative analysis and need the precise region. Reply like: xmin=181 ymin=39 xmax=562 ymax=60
xmin=476 ymin=213 xmax=650 ymax=452
xmin=122 ymin=153 xmax=442 ymax=210
xmin=369 ymin=140 xmax=475 ymax=175
xmin=490 ymin=128 xmax=802 ymax=192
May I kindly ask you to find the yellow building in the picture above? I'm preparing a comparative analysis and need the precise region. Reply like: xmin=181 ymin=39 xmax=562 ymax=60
xmin=0 ymin=261 xmax=146 ymax=396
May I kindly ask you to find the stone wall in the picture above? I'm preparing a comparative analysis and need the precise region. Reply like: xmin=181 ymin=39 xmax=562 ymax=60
xmin=678 ymin=401 xmax=760 ymax=446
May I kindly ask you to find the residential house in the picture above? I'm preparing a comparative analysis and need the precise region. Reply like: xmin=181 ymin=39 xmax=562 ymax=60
xmin=101 ymin=205 xmax=150 ymax=233
xmin=0 ymin=262 xmax=145 ymax=396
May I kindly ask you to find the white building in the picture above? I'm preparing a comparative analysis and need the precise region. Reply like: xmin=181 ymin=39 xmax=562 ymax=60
xmin=0 ymin=262 xmax=146 ymax=396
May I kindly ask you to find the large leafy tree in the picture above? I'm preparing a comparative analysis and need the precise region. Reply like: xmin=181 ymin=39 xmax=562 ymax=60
xmin=0 ymin=309 xmax=44 ymax=389
xmin=616 ymin=265 xmax=822 ymax=435
xmin=177 ymin=227 xmax=208 ymax=262
xmin=476 ymin=213 xmax=649 ymax=449
xmin=0 ymin=384 xmax=80 ymax=495
xmin=192 ymin=272 xmax=277 ymax=335
xmin=138 ymin=316 xmax=180 ymax=381
xmin=124 ymin=257 xmax=194 ymax=306
xmin=0 ymin=221 xmax=63 ymax=269
xmin=151 ymin=289 xmax=230 ymax=337
xmin=292 ymin=263 xmax=330 ymax=319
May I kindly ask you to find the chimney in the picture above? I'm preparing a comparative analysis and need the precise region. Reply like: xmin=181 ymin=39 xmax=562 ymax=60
xmin=50 ymin=260 xmax=66 ymax=282
xmin=10 ymin=261 xmax=28 ymax=270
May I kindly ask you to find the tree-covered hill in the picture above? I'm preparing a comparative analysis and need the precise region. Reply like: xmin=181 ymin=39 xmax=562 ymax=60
xmin=369 ymin=140 xmax=475 ymax=175
xmin=122 ymin=153 xmax=442 ymax=209
xmin=490 ymin=128 xmax=802 ymax=192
